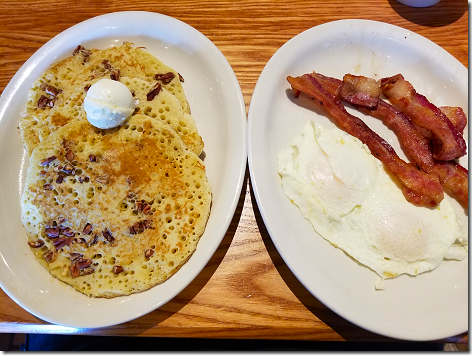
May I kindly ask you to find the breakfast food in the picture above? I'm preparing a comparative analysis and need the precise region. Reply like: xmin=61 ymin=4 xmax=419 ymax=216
xmin=20 ymin=42 xmax=196 ymax=156
xmin=287 ymin=72 xmax=469 ymax=208
xmin=21 ymin=115 xmax=211 ymax=298
xmin=380 ymin=74 xmax=467 ymax=161
xmin=307 ymin=72 xmax=468 ymax=207
xmin=287 ymin=73 xmax=444 ymax=207
xmin=20 ymin=43 xmax=211 ymax=298
xmin=278 ymin=122 xmax=467 ymax=286
xmin=283 ymin=71 xmax=468 ymax=286
xmin=29 ymin=75 xmax=204 ymax=156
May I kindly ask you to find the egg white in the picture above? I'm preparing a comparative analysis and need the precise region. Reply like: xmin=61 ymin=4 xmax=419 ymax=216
xmin=278 ymin=122 xmax=467 ymax=286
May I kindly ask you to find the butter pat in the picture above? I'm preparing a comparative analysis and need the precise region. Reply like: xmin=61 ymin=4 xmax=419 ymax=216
xmin=84 ymin=79 xmax=135 ymax=129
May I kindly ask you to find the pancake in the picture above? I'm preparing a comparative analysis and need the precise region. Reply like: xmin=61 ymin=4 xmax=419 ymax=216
xmin=21 ymin=114 xmax=211 ymax=298
xmin=22 ymin=76 xmax=204 ymax=156
xmin=20 ymin=42 xmax=192 ymax=156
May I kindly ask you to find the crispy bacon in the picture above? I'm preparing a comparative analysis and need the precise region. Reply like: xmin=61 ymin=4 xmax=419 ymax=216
xmin=328 ymin=74 xmax=436 ymax=172
xmin=339 ymin=74 xmax=380 ymax=108
xmin=362 ymin=102 xmax=436 ymax=169
xmin=440 ymin=106 xmax=468 ymax=134
xmin=432 ymin=161 xmax=468 ymax=207
xmin=380 ymin=74 xmax=466 ymax=161
xmin=334 ymin=73 xmax=468 ymax=207
xmin=363 ymin=101 xmax=468 ymax=207
xmin=287 ymin=73 xmax=444 ymax=207
xmin=310 ymin=72 xmax=342 ymax=96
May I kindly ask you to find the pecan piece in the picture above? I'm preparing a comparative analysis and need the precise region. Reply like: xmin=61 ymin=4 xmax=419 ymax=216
xmin=112 ymin=265 xmax=124 ymax=275
xmin=142 ymin=204 xmax=151 ymax=215
xmin=87 ymin=234 xmax=99 ymax=246
xmin=135 ymin=201 xmax=143 ymax=213
xmin=82 ymin=267 xmax=95 ymax=275
xmin=76 ymin=258 xmax=92 ymax=269
xmin=102 ymin=229 xmax=115 ymax=244
xmin=146 ymin=82 xmax=161 ymax=101
xmin=56 ymin=175 xmax=64 ymax=184
xmin=144 ymin=249 xmax=154 ymax=259
xmin=63 ymin=163 xmax=75 ymax=174
xmin=69 ymin=252 xmax=84 ymax=262
xmin=61 ymin=138 xmax=74 ymax=149
xmin=82 ymin=223 xmax=93 ymax=235
xmin=47 ymin=97 xmax=58 ymax=108
xmin=40 ymin=156 xmax=57 ymax=166
xmin=65 ymin=149 xmax=75 ymax=161
xmin=43 ymin=250 xmax=55 ymax=262
xmin=70 ymin=263 xmax=80 ymax=278
xmin=40 ymin=83 xmax=61 ymax=97
xmin=53 ymin=236 xmax=72 ymax=249
xmin=178 ymin=73 xmax=184 ymax=82
xmin=37 ymin=95 xmax=50 ymax=108
xmin=101 ymin=59 xmax=112 ymax=69
xmin=129 ymin=220 xmax=150 ymax=235
xmin=43 ymin=183 xmax=53 ymax=190
xmin=72 ymin=45 xmax=91 ymax=62
xmin=61 ymin=227 xmax=75 ymax=237
xmin=45 ymin=226 xmax=60 ymax=238
xmin=95 ymin=175 xmax=109 ymax=184
xmin=154 ymin=72 xmax=175 ymax=84
xmin=109 ymin=69 xmax=120 ymax=81
xmin=72 ymin=44 xmax=85 ymax=55
xmin=28 ymin=239 xmax=44 ymax=248
xmin=89 ymin=154 xmax=97 ymax=162
xmin=134 ymin=221 xmax=146 ymax=234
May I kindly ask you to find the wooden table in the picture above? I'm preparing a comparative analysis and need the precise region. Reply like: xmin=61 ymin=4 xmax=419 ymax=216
xmin=0 ymin=0 xmax=468 ymax=344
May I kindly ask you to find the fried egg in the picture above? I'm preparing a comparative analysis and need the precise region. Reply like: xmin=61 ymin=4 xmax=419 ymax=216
xmin=278 ymin=122 xmax=467 ymax=287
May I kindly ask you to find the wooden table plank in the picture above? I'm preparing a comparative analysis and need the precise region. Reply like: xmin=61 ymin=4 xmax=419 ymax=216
xmin=0 ymin=0 xmax=468 ymax=342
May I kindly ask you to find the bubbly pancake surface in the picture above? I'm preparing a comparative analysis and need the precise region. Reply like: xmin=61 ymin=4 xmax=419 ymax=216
xmin=21 ymin=115 xmax=211 ymax=298
xmin=29 ymin=76 xmax=203 ymax=156
xmin=20 ymin=42 xmax=195 ymax=156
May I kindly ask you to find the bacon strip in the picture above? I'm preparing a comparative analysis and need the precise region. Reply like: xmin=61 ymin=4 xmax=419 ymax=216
xmin=332 ymin=74 xmax=468 ymax=207
xmin=440 ymin=106 xmax=468 ymax=134
xmin=364 ymin=102 xmax=468 ymax=207
xmin=339 ymin=74 xmax=380 ymax=108
xmin=361 ymin=102 xmax=436 ymax=170
xmin=287 ymin=73 xmax=444 ymax=207
xmin=307 ymin=74 xmax=434 ymax=170
xmin=433 ymin=161 xmax=468 ymax=207
xmin=380 ymin=74 xmax=467 ymax=161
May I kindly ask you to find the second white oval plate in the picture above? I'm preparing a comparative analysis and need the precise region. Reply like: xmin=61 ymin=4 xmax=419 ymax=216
xmin=0 ymin=11 xmax=246 ymax=328
xmin=248 ymin=19 xmax=468 ymax=341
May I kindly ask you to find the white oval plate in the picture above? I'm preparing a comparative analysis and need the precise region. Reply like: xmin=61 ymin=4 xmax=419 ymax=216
xmin=0 ymin=11 xmax=246 ymax=328
xmin=248 ymin=19 xmax=468 ymax=341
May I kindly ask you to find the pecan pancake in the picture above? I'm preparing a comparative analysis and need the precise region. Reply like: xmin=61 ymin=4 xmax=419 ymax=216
xmin=20 ymin=42 xmax=192 ymax=156
xmin=21 ymin=115 xmax=211 ymax=298
xmin=24 ymin=76 xmax=203 ymax=156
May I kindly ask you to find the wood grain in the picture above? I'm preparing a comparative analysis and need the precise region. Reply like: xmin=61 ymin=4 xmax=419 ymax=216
xmin=0 ymin=0 xmax=468 ymax=343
